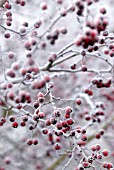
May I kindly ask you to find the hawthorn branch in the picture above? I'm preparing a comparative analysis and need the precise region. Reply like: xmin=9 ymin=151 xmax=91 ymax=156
xmin=47 ymin=113 xmax=114 ymax=170
xmin=0 ymin=24 xmax=21 ymax=35
xmin=52 ymin=52 xmax=80 ymax=67
xmin=57 ymin=41 xmax=75 ymax=56
xmin=61 ymin=145 xmax=76 ymax=170
xmin=39 ymin=15 xmax=61 ymax=39
xmin=48 ymin=68 xmax=111 ymax=74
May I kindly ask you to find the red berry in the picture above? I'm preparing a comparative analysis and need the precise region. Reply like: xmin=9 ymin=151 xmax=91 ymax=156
xmin=67 ymin=118 xmax=74 ymax=125
xmin=17 ymin=104 xmax=22 ymax=109
xmin=32 ymin=138 xmax=38 ymax=145
xmin=15 ymin=0 xmax=20 ymax=4
xmin=95 ymin=133 xmax=101 ymax=139
xmin=71 ymin=63 xmax=76 ymax=70
xmin=38 ymin=97 xmax=44 ymax=103
xmin=40 ymin=2 xmax=47 ymax=10
xmin=8 ymin=52 xmax=15 ymax=59
xmin=56 ymin=136 xmax=61 ymax=142
xmin=96 ymin=144 xmax=101 ymax=151
xmin=1 ymin=117 xmax=6 ymax=124
xmin=24 ymin=41 xmax=31 ymax=50
xmin=20 ymin=121 xmax=26 ymax=127
xmin=4 ymin=157 xmax=11 ymax=164
xmin=22 ymin=115 xmax=28 ymax=122
xmin=4 ymin=2 xmax=12 ymax=9
xmin=50 ymin=117 xmax=57 ymax=125
xmin=33 ymin=101 xmax=39 ymax=109
xmin=83 ymin=162 xmax=89 ymax=168
xmin=60 ymin=9 xmax=67 ymax=17
xmin=99 ymin=129 xmax=105 ymax=135
xmin=76 ymin=98 xmax=82 ymax=105
xmin=9 ymin=116 xmax=15 ymax=122
xmin=4 ymin=32 xmax=10 ymax=38
xmin=102 ymin=150 xmax=109 ymax=157
xmin=12 ymin=122 xmax=18 ymax=128
xmin=97 ymin=154 xmax=102 ymax=159
xmin=56 ymin=123 xmax=63 ymax=130
xmin=27 ymin=139 xmax=33 ymax=145
xmin=42 ymin=128 xmax=48 ymax=135
xmin=0 ymin=121 xmax=4 ymax=126
xmin=65 ymin=106 xmax=72 ymax=114
xmin=6 ymin=69 xmax=16 ymax=78
xmin=60 ymin=27 xmax=67 ymax=34
xmin=65 ymin=113 xmax=70 ymax=119
xmin=91 ymin=145 xmax=96 ymax=152
xmin=31 ymin=38 xmax=37 ymax=46
xmin=81 ymin=134 xmax=87 ymax=141
xmin=107 ymin=163 xmax=113 ymax=169
xmin=39 ymin=112 xmax=45 ymax=119
xmin=81 ymin=129 xmax=86 ymax=134
xmin=7 ymin=91 xmax=15 ymax=100
xmin=70 ymin=130 xmax=75 ymax=136
xmin=34 ymin=20 xmax=42 ymax=28
xmin=54 ymin=110 xmax=61 ymax=117
xmin=100 ymin=8 xmax=106 ymax=14
xmin=20 ymin=68 xmax=27 ymax=76
xmin=48 ymin=133 xmax=54 ymax=144
xmin=103 ymin=162 xmax=108 ymax=168
xmin=54 ymin=143 xmax=61 ymax=150
xmin=81 ymin=65 xmax=87 ymax=71
xmin=32 ymin=114 xmax=39 ymax=121
xmin=20 ymin=0 xmax=26 ymax=6
xmin=56 ymin=0 xmax=63 ymax=4
xmin=62 ymin=121 xmax=68 ymax=127
xmin=46 ymin=119 xmax=51 ymax=126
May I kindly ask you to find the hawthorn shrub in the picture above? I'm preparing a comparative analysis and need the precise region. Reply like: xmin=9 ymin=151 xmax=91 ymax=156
xmin=0 ymin=0 xmax=114 ymax=170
